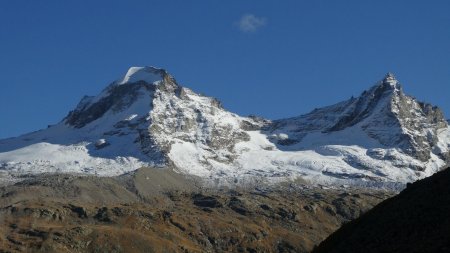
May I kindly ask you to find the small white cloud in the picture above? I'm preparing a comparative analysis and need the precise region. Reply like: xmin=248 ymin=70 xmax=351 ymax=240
xmin=236 ymin=14 xmax=267 ymax=33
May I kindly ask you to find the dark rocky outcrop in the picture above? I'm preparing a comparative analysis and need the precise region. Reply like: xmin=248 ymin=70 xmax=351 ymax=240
xmin=192 ymin=194 xmax=223 ymax=208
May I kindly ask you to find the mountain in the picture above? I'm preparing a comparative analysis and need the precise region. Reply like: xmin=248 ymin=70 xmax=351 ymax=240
xmin=265 ymin=73 xmax=450 ymax=186
xmin=313 ymin=167 xmax=450 ymax=253
xmin=0 ymin=67 xmax=449 ymax=188
xmin=0 ymin=67 xmax=261 ymax=183
xmin=270 ymin=73 xmax=447 ymax=162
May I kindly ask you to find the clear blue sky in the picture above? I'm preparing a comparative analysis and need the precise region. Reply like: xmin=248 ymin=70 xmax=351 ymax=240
xmin=1 ymin=1 xmax=449 ymax=139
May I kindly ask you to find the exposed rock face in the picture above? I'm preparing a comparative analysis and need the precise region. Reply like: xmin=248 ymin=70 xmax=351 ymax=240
xmin=148 ymin=81 xmax=254 ymax=165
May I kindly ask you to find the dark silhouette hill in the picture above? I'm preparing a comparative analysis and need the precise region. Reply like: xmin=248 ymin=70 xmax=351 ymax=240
xmin=314 ymin=167 xmax=450 ymax=253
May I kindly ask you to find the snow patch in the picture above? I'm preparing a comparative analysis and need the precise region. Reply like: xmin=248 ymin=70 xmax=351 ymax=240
xmin=117 ymin=66 xmax=164 ymax=85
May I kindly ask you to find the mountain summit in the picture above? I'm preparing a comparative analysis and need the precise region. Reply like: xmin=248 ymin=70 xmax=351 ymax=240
xmin=383 ymin=72 xmax=398 ymax=86
xmin=0 ymin=67 xmax=449 ymax=188
xmin=116 ymin=66 xmax=167 ymax=85
xmin=270 ymin=72 xmax=447 ymax=162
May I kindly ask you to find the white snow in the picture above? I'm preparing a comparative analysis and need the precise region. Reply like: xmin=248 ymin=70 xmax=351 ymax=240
xmin=0 ymin=142 xmax=147 ymax=176
xmin=166 ymin=125 xmax=447 ymax=188
xmin=117 ymin=66 xmax=164 ymax=85
xmin=125 ymin=114 xmax=138 ymax=121
xmin=95 ymin=139 xmax=108 ymax=148
xmin=270 ymin=133 xmax=289 ymax=141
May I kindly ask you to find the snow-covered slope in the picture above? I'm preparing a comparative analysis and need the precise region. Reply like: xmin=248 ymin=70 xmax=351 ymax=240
xmin=0 ymin=68 xmax=449 ymax=188
xmin=0 ymin=67 xmax=261 ymax=179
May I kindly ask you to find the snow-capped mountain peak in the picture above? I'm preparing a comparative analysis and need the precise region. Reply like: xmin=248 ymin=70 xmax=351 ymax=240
xmin=271 ymin=73 xmax=448 ymax=162
xmin=64 ymin=66 xmax=179 ymax=129
xmin=0 ymin=68 xmax=449 ymax=188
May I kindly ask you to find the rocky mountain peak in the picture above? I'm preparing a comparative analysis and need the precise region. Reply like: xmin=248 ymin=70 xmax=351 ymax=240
xmin=64 ymin=66 xmax=180 ymax=128
xmin=271 ymin=73 xmax=448 ymax=164
xmin=349 ymin=74 xmax=448 ymax=162
xmin=366 ymin=72 xmax=401 ymax=97
xmin=383 ymin=72 xmax=397 ymax=85
xmin=322 ymin=73 xmax=403 ymax=133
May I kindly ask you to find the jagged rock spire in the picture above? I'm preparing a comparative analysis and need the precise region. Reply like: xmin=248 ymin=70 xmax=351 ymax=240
xmin=382 ymin=72 xmax=400 ymax=88
xmin=384 ymin=72 xmax=396 ymax=81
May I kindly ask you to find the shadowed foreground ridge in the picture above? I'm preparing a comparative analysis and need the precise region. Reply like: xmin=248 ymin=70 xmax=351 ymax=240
xmin=313 ymin=167 xmax=450 ymax=253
